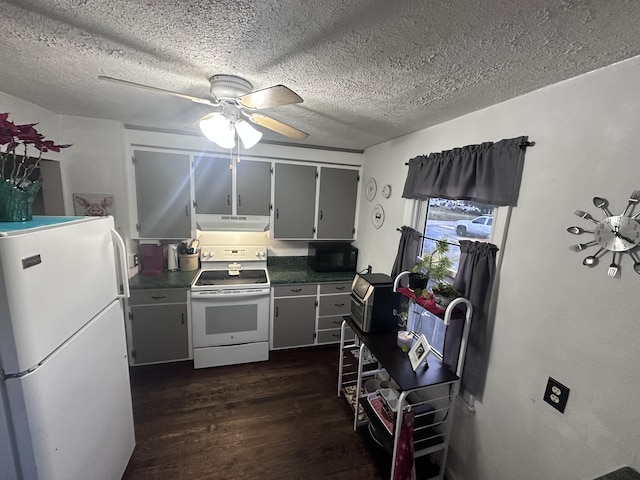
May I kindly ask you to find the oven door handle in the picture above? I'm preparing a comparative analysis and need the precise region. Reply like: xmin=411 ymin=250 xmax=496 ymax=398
xmin=191 ymin=288 xmax=271 ymax=298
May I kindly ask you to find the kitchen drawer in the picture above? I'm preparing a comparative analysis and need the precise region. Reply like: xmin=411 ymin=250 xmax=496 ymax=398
xmin=319 ymin=282 xmax=351 ymax=295
xmin=273 ymin=284 xmax=317 ymax=297
xmin=318 ymin=316 xmax=348 ymax=330
xmin=129 ymin=288 xmax=187 ymax=305
xmin=318 ymin=293 xmax=350 ymax=316
xmin=317 ymin=327 xmax=355 ymax=344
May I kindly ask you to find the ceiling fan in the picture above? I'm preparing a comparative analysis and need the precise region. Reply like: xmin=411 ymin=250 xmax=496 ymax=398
xmin=98 ymin=74 xmax=308 ymax=148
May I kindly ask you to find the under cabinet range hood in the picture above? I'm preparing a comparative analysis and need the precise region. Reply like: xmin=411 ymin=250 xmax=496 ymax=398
xmin=196 ymin=214 xmax=270 ymax=232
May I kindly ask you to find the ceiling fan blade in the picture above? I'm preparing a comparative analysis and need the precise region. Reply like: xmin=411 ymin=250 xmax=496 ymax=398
xmin=98 ymin=76 xmax=217 ymax=106
xmin=238 ymin=85 xmax=303 ymax=109
xmin=248 ymin=113 xmax=308 ymax=140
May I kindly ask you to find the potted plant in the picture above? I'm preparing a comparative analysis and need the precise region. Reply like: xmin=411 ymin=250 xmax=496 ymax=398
xmin=0 ymin=112 xmax=71 ymax=222
xmin=430 ymin=281 xmax=461 ymax=309
xmin=409 ymin=239 xmax=453 ymax=298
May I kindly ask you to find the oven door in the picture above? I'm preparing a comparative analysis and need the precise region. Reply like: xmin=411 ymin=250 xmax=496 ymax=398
xmin=191 ymin=287 xmax=270 ymax=347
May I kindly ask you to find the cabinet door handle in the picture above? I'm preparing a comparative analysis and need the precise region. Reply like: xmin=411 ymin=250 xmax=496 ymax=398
xmin=185 ymin=204 xmax=189 ymax=216
xmin=291 ymin=288 xmax=302 ymax=293
xmin=335 ymin=286 xmax=346 ymax=291
xmin=319 ymin=210 xmax=324 ymax=220
xmin=181 ymin=313 xmax=185 ymax=325
xmin=151 ymin=295 xmax=166 ymax=300
xmin=276 ymin=208 xmax=279 ymax=219
xmin=275 ymin=306 xmax=279 ymax=317
xmin=238 ymin=195 xmax=242 ymax=206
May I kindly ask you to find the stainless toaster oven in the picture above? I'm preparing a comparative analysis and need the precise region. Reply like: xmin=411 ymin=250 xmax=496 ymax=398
xmin=350 ymin=273 xmax=399 ymax=333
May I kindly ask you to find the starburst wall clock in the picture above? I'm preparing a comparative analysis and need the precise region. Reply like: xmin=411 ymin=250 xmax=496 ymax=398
xmin=567 ymin=191 xmax=640 ymax=277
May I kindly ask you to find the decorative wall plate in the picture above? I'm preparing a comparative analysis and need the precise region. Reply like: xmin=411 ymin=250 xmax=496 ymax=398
xmin=365 ymin=178 xmax=377 ymax=202
xmin=372 ymin=204 xmax=385 ymax=229
xmin=568 ymin=192 xmax=640 ymax=277
xmin=382 ymin=184 xmax=392 ymax=199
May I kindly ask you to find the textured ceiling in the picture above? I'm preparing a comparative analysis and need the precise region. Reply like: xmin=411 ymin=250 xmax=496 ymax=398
xmin=1 ymin=0 xmax=639 ymax=151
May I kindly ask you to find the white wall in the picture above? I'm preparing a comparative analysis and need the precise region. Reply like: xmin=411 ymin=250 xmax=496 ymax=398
xmin=0 ymin=92 xmax=63 ymax=159
xmin=59 ymin=116 xmax=128 ymax=234
xmin=356 ymin=56 xmax=640 ymax=479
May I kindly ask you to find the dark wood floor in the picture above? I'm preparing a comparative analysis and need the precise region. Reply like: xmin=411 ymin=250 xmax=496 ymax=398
xmin=122 ymin=345 xmax=383 ymax=480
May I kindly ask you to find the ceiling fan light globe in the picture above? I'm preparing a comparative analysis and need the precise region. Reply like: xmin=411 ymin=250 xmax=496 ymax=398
xmin=199 ymin=114 xmax=236 ymax=149
xmin=235 ymin=119 xmax=262 ymax=149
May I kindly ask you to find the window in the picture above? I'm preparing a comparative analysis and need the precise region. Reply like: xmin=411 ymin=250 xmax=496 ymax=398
xmin=420 ymin=198 xmax=496 ymax=274
xmin=410 ymin=197 xmax=496 ymax=359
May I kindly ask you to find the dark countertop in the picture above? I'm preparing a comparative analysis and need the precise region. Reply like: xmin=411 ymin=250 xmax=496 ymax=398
xmin=129 ymin=270 xmax=199 ymax=290
xmin=594 ymin=468 xmax=640 ymax=480
xmin=267 ymin=256 xmax=356 ymax=285
xmin=129 ymin=256 xmax=356 ymax=290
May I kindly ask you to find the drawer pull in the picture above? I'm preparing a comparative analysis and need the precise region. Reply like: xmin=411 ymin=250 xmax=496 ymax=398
xmin=291 ymin=288 xmax=302 ymax=293
xmin=334 ymin=303 xmax=345 ymax=307
xmin=332 ymin=333 xmax=340 ymax=338
xmin=335 ymin=286 xmax=346 ymax=290
xmin=151 ymin=295 xmax=166 ymax=300
xmin=333 ymin=320 xmax=342 ymax=325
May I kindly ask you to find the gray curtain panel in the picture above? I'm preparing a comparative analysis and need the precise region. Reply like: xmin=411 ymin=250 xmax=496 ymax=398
xmin=443 ymin=240 xmax=498 ymax=397
xmin=391 ymin=226 xmax=422 ymax=280
xmin=402 ymin=136 xmax=528 ymax=206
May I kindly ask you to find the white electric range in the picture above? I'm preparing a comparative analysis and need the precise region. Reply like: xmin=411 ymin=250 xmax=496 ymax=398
xmin=191 ymin=245 xmax=270 ymax=369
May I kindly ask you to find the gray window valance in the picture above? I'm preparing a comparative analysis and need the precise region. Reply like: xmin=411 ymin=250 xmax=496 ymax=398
xmin=402 ymin=136 xmax=529 ymax=206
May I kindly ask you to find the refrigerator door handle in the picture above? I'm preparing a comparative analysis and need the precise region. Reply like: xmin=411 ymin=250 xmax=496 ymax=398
xmin=110 ymin=229 xmax=130 ymax=299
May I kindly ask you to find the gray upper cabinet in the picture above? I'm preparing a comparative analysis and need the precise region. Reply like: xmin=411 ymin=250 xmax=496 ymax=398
xmin=194 ymin=155 xmax=232 ymax=214
xmin=236 ymin=160 xmax=271 ymax=216
xmin=194 ymin=157 xmax=270 ymax=216
xmin=273 ymin=163 xmax=317 ymax=238
xmin=134 ymin=150 xmax=192 ymax=239
xmin=317 ymin=167 xmax=359 ymax=239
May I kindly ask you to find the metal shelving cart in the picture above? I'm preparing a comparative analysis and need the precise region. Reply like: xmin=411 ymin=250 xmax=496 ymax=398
xmin=337 ymin=271 xmax=473 ymax=480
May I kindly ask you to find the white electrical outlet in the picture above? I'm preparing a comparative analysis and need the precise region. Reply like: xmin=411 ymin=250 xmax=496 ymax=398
xmin=128 ymin=254 xmax=139 ymax=268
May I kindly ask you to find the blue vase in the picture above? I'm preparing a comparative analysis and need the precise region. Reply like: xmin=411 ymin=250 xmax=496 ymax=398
xmin=0 ymin=180 xmax=42 ymax=222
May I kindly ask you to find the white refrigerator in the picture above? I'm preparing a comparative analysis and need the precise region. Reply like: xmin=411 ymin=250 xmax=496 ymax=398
xmin=0 ymin=216 xmax=135 ymax=480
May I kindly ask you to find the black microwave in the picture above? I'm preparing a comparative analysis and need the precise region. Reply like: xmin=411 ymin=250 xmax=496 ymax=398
xmin=308 ymin=242 xmax=358 ymax=272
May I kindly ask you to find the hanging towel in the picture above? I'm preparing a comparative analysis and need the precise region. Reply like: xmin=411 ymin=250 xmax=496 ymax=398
xmin=393 ymin=409 xmax=416 ymax=480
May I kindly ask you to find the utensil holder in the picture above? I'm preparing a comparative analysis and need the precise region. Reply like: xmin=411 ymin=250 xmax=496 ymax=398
xmin=178 ymin=253 xmax=199 ymax=271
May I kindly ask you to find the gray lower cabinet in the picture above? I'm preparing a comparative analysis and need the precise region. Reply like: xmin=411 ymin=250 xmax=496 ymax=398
xmin=272 ymin=284 xmax=317 ymax=349
xmin=273 ymin=163 xmax=317 ymax=239
xmin=134 ymin=150 xmax=192 ymax=239
xmin=317 ymin=282 xmax=354 ymax=344
xmin=128 ymin=289 xmax=190 ymax=365
xmin=271 ymin=282 xmax=355 ymax=349
xmin=317 ymin=167 xmax=359 ymax=239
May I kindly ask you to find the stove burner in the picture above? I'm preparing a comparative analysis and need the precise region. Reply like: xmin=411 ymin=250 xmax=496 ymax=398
xmin=194 ymin=269 xmax=268 ymax=287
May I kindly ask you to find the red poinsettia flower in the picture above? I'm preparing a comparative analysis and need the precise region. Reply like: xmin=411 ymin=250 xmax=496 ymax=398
xmin=0 ymin=112 xmax=72 ymax=188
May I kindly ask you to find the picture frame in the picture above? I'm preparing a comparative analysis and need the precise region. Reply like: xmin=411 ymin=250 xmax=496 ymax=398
xmin=408 ymin=334 xmax=431 ymax=371
xmin=72 ymin=193 xmax=115 ymax=218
